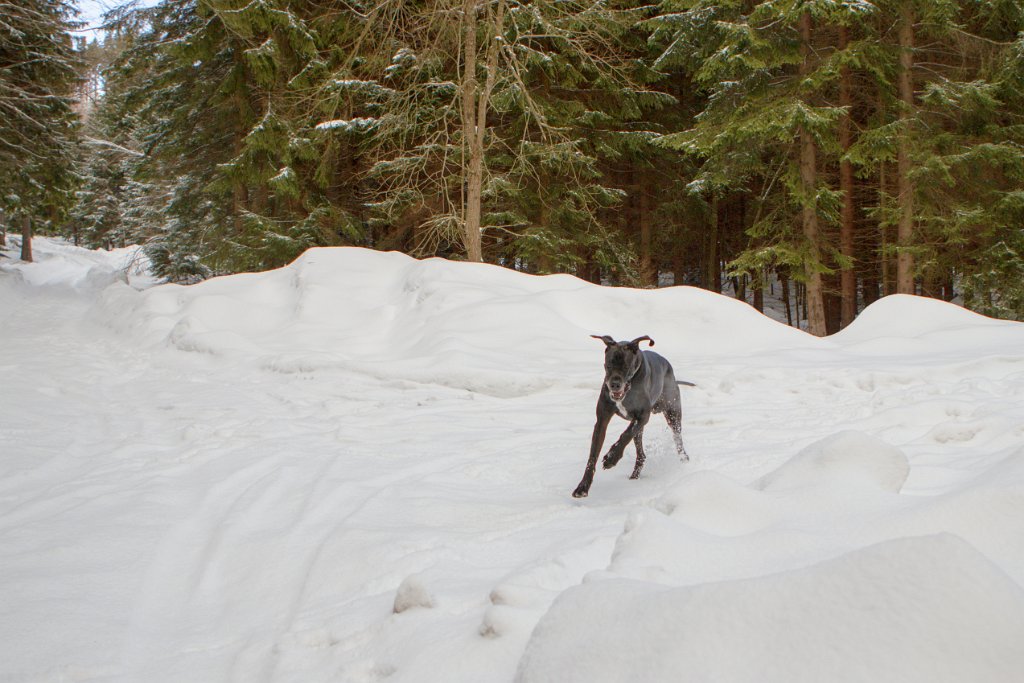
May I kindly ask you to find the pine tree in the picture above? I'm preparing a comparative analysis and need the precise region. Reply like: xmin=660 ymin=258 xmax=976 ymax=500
xmin=654 ymin=0 xmax=872 ymax=334
xmin=0 ymin=0 xmax=82 ymax=257
xmin=358 ymin=0 xmax=658 ymax=276
xmin=100 ymin=0 xmax=369 ymax=279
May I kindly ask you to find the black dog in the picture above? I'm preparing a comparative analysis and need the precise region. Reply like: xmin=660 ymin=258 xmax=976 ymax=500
xmin=572 ymin=335 xmax=691 ymax=498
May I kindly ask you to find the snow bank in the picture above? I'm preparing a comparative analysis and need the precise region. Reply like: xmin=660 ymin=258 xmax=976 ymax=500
xmin=831 ymin=294 xmax=1023 ymax=358
xmin=516 ymin=535 xmax=1024 ymax=683
xmin=756 ymin=430 xmax=909 ymax=493
xmin=94 ymin=246 xmax=816 ymax=394
xmin=84 ymin=245 xmax=1024 ymax=396
xmin=835 ymin=293 xmax=994 ymax=340
xmin=1 ymin=236 xmax=150 ymax=291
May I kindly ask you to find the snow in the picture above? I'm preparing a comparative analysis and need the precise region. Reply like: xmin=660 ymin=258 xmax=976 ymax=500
xmin=516 ymin=535 xmax=1024 ymax=683
xmin=2 ymin=236 xmax=1024 ymax=682
xmin=315 ymin=117 xmax=378 ymax=132
xmin=755 ymin=430 xmax=909 ymax=493
xmin=392 ymin=575 xmax=435 ymax=614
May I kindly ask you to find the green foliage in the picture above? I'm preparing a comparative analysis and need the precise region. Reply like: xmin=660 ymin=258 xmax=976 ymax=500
xmin=0 ymin=0 xmax=82 ymax=230
xmin=49 ymin=0 xmax=1023 ymax=323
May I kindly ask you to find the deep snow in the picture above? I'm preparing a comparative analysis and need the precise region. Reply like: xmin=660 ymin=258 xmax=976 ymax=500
xmin=2 ymin=237 xmax=1023 ymax=682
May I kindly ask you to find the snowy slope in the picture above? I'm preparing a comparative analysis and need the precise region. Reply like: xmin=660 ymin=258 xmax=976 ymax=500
xmin=2 ymin=237 xmax=1023 ymax=683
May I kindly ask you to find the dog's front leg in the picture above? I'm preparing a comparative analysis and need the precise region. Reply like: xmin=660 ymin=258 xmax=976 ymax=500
xmin=602 ymin=420 xmax=638 ymax=470
xmin=629 ymin=412 xmax=652 ymax=479
xmin=573 ymin=408 xmax=613 ymax=498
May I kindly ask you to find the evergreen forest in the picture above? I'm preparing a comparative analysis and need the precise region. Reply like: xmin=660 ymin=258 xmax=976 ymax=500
xmin=3 ymin=0 xmax=1024 ymax=333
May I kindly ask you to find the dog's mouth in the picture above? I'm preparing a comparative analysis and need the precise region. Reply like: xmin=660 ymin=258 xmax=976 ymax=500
xmin=609 ymin=386 xmax=627 ymax=401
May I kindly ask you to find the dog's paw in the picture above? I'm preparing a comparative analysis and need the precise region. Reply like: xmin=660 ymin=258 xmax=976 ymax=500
xmin=629 ymin=460 xmax=645 ymax=479
xmin=572 ymin=486 xmax=589 ymax=498
xmin=602 ymin=452 xmax=622 ymax=469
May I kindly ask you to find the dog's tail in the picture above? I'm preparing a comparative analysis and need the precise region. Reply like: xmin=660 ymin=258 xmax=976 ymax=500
xmin=676 ymin=380 xmax=697 ymax=387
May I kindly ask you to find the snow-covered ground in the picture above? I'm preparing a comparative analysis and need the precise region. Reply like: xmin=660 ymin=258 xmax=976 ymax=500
xmin=2 ymin=237 xmax=1023 ymax=683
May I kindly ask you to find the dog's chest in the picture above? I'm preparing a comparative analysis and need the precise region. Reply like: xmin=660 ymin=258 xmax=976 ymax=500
xmin=612 ymin=396 xmax=630 ymax=419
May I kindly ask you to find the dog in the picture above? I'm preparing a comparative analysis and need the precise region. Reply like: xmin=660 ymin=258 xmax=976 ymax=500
xmin=572 ymin=335 xmax=692 ymax=498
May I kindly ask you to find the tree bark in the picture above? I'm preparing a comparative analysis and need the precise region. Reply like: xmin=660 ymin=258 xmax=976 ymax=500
xmin=460 ymin=0 xmax=482 ymax=262
xmin=798 ymin=10 xmax=827 ymax=336
xmin=838 ymin=24 xmax=857 ymax=328
xmin=639 ymin=184 xmax=655 ymax=286
xmin=459 ymin=0 xmax=504 ymax=263
xmin=781 ymin=272 xmax=793 ymax=326
xmin=705 ymin=195 xmax=720 ymax=292
xmin=20 ymin=214 xmax=33 ymax=263
xmin=896 ymin=2 xmax=916 ymax=293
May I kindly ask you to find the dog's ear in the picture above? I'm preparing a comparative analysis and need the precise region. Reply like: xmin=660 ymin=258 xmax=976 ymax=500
xmin=629 ymin=335 xmax=654 ymax=348
xmin=590 ymin=334 xmax=616 ymax=347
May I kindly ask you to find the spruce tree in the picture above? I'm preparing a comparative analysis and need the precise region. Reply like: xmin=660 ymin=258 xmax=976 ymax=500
xmin=0 ymin=0 xmax=81 ymax=256
xmin=654 ymin=0 xmax=870 ymax=334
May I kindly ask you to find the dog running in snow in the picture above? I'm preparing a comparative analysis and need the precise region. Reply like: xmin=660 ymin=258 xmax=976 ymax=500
xmin=572 ymin=335 xmax=693 ymax=498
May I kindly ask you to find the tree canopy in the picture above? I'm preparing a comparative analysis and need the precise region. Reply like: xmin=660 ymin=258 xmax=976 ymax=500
xmin=8 ymin=0 xmax=1024 ymax=326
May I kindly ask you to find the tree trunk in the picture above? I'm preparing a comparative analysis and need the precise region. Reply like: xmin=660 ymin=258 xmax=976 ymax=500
xmin=672 ymin=248 xmax=685 ymax=286
xmin=20 ymin=214 xmax=33 ymax=263
xmin=705 ymin=195 xmax=720 ymax=292
xmin=459 ymin=0 xmax=504 ymax=263
xmin=798 ymin=10 xmax=827 ymax=337
xmin=838 ymin=24 xmax=857 ymax=328
xmin=639 ymin=185 xmax=655 ymax=286
xmin=781 ymin=272 xmax=793 ymax=326
xmin=896 ymin=2 xmax=916 ymax=293
xmin=1 ymin=209 xmax=6 ymax=248
xmin=460 ymin=0 xmax=483 ymax=262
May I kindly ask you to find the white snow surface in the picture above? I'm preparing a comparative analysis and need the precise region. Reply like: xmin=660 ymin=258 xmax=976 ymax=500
xmin=2 ymin=237 xmax=1024 ymax=682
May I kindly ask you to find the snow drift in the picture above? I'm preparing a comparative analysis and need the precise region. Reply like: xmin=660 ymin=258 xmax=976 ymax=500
xmin=516 ymin=534 xmax=1024 ymax=683
xmin=95 ymin=247 xmax=818 ymax=394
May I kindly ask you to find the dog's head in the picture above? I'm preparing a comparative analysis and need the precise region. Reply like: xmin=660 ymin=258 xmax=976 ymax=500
xmin=591 ymin=335 xmax=654 ymax=401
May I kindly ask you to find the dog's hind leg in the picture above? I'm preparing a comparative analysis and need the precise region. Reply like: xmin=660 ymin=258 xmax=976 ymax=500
xmin=666 ymin=406 xmax=688 ymax=461
xmin=629 ymin=423 xmax=650 ymax=479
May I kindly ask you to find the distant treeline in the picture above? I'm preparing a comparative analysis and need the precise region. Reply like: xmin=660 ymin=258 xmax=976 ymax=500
xmin=4 ymin=0 xmax=1023 ymax=331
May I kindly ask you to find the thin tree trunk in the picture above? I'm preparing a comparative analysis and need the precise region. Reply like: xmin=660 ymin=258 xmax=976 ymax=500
xmin=896 ymin=2 xmax=916 ymax=293
xmin=798 ymin=10 xmax=827 ymax=336
xmin=460 ymin=0 xmax=482 ymax=262
xmin=639 ymin=185 xmax=655 ymax=286
xmin=537 ymin=200 xmax=552 ymax=273
xmin=839 ymin=24 xmax=857 ymax=328
xmin=781 ymin=273 xmax=793 ymax=326
xmin=20 ymin=214 xmax=33 ymax=263
xmin=705 ymin=195 xmax=720 ymax=292
xmin=460 ymin=0 xmax=504 ymax=263
xmin=0 ymin=209 xmax=6 ymax=248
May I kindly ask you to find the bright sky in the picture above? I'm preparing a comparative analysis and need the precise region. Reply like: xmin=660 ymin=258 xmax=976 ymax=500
xmin=75 ymin=0 xmax=155 ymax=36
xmin=75 ymin=0 xmax=112 ymax=34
